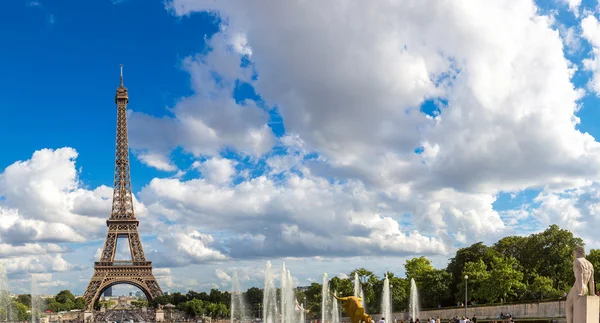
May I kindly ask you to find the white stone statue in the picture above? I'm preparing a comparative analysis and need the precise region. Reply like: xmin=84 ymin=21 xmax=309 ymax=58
xmin=566 ymin=245 xmax=595 ymax=323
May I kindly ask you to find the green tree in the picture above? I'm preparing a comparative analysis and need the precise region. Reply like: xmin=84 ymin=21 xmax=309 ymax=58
xmin=405 ymin=257 xmax=451 ymax=308
xmin=152 ymin=295 xmax=174 ymax=307
xmin=216 ymin=303 xmax=229 ymax=318
xmin=480 ymin=256 xmax=525 ymax=303
xmin=55 ymin=290 xmax=76 ymax=304
xmin=15 ymin=294 xmax=31 ymax=307
xmin=47 ymin=300 xmax=65 ymax=313
xmin=329 ymin=276 xmax=353 ymax=297
xmin=587 ymin=249 xmax=600 ymax=292
xmin=529 ymin=274 xmax=559 ymax=300
xmin=447 ymin=242 xmax=497 ymax=301
xmin=520 ymin=225 xmax=583 ymax=292
xmin=244 ymin=287 xmax=263 ymax=318
xmin=405 ymin=257 xmax=434 ymax=280
xmin=12 ymin=300 xmax=29 ymax=321
xmin=182 ymin=299 xmax=204 ymax=317
xmin=388 ymin=277 xmax=408 ymax=312
xmin=419 ymin=269 xmax=452 ymax=308
xmin=304 ymin=282 xmax=322 ymax=318
xmin=172 ymin=292 xmax=188 ymax=306
xmin=459 ymin=259 xmax=489 ymax=303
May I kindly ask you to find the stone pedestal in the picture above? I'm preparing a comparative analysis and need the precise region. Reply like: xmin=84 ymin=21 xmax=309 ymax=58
xmin=573 ymin=295 xmax=599 ymax=322
xmin=156 ymin=309 xmax=165 ymax=322
xmin=83 ymin=310 xmax=94 ymax=323
xmin=142 ymin=306 xmax=147 ymax=313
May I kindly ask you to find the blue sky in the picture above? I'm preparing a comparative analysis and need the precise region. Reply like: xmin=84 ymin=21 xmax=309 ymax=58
xmin=3 ymin=0 xmax=600 ymax=296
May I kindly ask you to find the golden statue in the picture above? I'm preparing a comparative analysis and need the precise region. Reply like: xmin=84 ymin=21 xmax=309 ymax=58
xmin=332 ymin=294 xmax=373 ymax=323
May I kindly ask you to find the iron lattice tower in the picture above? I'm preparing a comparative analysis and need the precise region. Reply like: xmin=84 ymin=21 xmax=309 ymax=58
xmin=83 ymin=65 xmax=163 ymax=310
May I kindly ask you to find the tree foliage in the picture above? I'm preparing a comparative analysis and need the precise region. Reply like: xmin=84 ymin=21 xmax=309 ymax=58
xmin=5 ymin=225 xmax=593 ymax=320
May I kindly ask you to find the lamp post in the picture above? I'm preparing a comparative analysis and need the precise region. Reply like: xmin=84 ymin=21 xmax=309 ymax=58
xmin=464 ymin=275 xmax=468 ymax=318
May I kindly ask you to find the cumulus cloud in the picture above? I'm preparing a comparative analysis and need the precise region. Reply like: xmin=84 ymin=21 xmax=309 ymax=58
xmin=2 ymin=254 xmax=74 ymax=274
xmin=140 ymin=170 xmax=450 ymax=258
xmin=0 ymin=148 xmax=151 ymax=277
xmin=167 ymin=0 xmax=600 ymax=194
xmin=151 ymin=225 xmax=227 ymax=267
xmin=7 ymin=0 xmax=600 ymax=293
xmin=581 ymin=15 xmax=600 ymax=95
xmin=146 ymin=0 xmax=600 ymax=254
xmin=530 ymin=181 xmax=600 ymax=246
xmin=128 ymin=33 xmax=276 ymax=170
xmin=192 ymin=157 xmax=237 ymax=184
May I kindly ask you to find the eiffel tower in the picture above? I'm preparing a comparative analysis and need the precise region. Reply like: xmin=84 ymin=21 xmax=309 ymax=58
xmin=83 ymin=65 xmax=162 ymax=310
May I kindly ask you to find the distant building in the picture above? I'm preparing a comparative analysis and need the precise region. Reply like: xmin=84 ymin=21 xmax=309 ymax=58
xmin=296 ymin=286 xmax=309 ymax=292
xmin=164 ymin=292 xmax=171 ymax=296
xmin=104 ymin=287 xmax=113 ymax=297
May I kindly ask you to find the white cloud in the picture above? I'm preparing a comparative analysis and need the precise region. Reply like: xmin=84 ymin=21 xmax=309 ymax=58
xmin=562 ymin=0 xmax=582 ymax=16
xmin=193 ymin=157 xmax=237 ymax=184
xmin=136 ymin=152 xmax=178 ymax=172
xmin=154 ymin=225 xmax=227 ymax=265
xmin=7 ymin=0 xmax=600 ymax=294
xmin=0 ymin=148 xmax=152 ymax=278
xmin=531 ymin=181 xmax=600 ymax=246
xmin=215 ymin=268 xmax=231 ymax=283
xmin=581 ymin=15 xmax=600 ymax=95
xmin=128 ymin=33 xmax=276 ymax=170
xmin=148 ymin=1 xmax=600 ymax=259
xmin=2 ymin=254 xmax=74 ymax=274
xmin=0 ymin=243 xmax=66 ymax=258
xmin=140 ymin=171 xmax=451 ymax=259
xmin=166 ymin=0 xmax=600 ymax=196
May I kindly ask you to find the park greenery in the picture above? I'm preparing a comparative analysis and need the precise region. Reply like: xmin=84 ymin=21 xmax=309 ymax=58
xmin=2 ymin=225 xmax=600 ymax=320
xmin=101 ymin=225 xmax=600 ymax=319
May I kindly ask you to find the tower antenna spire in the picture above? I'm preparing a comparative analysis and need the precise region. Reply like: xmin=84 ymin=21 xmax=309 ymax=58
xmin=120 ymin=64 xmax=123 ymax=86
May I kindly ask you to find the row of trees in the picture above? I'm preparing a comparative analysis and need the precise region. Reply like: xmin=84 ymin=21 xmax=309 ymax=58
xmin=0 ymin=290 xmax=86 ymax=321
xmin=222 ymin=225 xmax=600 ymax=318
xmin=3 ymin=225 xmax=596 ymax=320
xmin=152 ymin=289 xmax=231 ymax=318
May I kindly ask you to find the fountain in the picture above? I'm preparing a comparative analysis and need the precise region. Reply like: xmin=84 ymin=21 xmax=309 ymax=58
xmin=353 ymin=273 xmax=366 ymax=313
xmin=353 ymin=273 xmax=360 ymax=298
xmin=263 ymin=262 xmax=278 ymax=323
xmin=322 ymin=273 xmax=332 ymax=323
xmin=231 ymin=269 xmax=248 ymax=323
xmin=260 ymin=261 xmax=306 ymax=323
xmin=408 ymin=278 xmax=420 ymax=321
xmin=331 ymin=292 xmax=340 ymax=323
xmin=280 ymin=264 xmax=296 ymax=323
xmin=299 ymin=301 xmax=305 ymax=323
xmin=31 ymin=274 xmax=42 ymax=323
xmin=381 ymin=275 xmax=391 ymax=322
xmin=0 ymin=263 xmax=13 ymax=322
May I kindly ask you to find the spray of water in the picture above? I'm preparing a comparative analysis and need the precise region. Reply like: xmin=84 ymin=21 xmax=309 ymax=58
xmin=280 ymin=265 xmax=296 ymax=323
xmin=408 ymin=278 xmax=420 ymax=320
xmin=263 ymin=261 xmax=278 ymax=323
xmin=322 ymin=274 xmax=331 ymax=323
xmin=381 ymin=275 xmax=391 ymax=323
xmin=331 ymin=292 xmax=340 ymax=323
xmin=0 ymin=263 xmax=13 ymax=322
xmin=31 ymin=274 xmax=42 ymax=323
xmin=353 ymin=273 xmax=366 ymax=313
xmin=231 ymin=269 xmax=248 ymax=323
